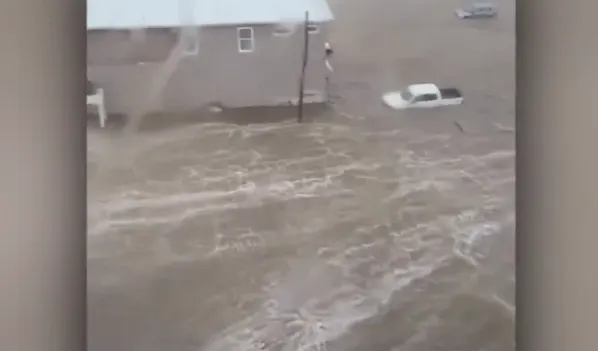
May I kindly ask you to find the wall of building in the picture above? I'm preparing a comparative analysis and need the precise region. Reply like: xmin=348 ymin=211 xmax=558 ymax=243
xmin=87 ymin=23 xmax=330 ymax=115
xmin=87 ymin=28 xmax=177 ymax=65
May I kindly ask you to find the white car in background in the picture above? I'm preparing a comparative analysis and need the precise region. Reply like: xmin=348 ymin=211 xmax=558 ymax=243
xmin=456 ymin=2 xmax=498 ymax=19
xmin=382 ymin=83 xmax=464 ymax=110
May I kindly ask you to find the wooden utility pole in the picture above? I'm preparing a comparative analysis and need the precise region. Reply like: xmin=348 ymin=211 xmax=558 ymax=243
xmin=297 ymin=11 xmax=309 ymax=123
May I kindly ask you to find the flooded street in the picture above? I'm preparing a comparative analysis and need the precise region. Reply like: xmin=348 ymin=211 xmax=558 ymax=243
xmin=87 ymin=0 xmax=515 ymax=350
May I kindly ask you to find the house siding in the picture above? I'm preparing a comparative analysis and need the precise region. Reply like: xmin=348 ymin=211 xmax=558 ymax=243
xmin=87 ymin=23 xmax=330 ymax=115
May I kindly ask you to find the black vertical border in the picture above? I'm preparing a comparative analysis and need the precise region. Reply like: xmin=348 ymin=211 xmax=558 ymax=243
xmin=518 ymin=1 xmax=598 ymax=351
xmin=0 ymin=0 xmax=86 ymax=350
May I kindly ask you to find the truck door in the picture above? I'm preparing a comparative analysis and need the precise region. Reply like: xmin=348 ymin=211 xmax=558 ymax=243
xmin=412 ymin=93 xmax=438 ymax=107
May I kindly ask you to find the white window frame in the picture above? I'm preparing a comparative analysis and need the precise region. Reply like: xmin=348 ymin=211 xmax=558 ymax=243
xmin=307 ymin=24 xmax=320 ymax=34
xmin=237 ymin=27 xmax=255 ymax=53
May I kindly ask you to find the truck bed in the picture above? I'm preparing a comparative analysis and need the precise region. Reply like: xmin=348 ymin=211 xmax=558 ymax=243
xmin=439 ymin=88 xmax=463 ymax=99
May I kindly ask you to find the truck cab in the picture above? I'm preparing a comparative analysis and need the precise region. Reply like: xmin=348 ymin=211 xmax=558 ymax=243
xmin=399 ymin=84 xmax=443 ymax=107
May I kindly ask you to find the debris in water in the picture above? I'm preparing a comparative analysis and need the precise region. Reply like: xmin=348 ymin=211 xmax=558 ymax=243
xmin=494 ymin=122 xmax=514 ymax=133
xmin=208 ymin=104 xmax=223 ymax=113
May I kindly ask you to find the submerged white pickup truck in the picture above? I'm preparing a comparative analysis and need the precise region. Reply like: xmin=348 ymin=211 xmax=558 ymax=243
xmin=382 ymin=83 xmax=464 ymax=110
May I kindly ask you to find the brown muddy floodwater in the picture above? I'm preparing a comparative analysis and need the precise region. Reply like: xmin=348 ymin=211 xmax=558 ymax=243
xmin=87 ymin=0 xmax=515 ymax=350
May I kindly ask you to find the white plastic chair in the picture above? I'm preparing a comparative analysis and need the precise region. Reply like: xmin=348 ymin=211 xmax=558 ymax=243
xmin=87 ymin=88 xmax=107 ymax=128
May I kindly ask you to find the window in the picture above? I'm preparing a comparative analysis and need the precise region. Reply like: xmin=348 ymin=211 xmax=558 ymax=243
xmin=413 ymin=94 xmax=438 ymax=102
xmin=307 ymin=24 xmax=320 ymax=34
xmin=400 ymin=90 xmax=414 ymax=101
xmin=237 ymin=27 xmax=254 ymax=52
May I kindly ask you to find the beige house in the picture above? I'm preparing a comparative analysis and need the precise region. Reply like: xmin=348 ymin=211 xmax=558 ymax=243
xmin=87 ymin=0 xmax=334 ymax=116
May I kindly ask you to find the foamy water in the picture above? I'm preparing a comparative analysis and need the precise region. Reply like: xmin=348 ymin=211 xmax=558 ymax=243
xmin=87 ymin=114 xmax=514 ymax=351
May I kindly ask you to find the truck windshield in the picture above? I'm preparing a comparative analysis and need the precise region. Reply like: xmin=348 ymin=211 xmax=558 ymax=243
xmin=400 ymin=90 xmax=414 ymax=101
